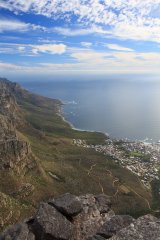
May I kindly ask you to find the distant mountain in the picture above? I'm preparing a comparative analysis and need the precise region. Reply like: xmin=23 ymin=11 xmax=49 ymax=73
xmin=0 ymin=78 xmax=152 ymax=232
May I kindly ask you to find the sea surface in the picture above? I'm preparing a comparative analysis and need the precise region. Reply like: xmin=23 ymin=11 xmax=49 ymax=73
xmin=21 ymin=79 xmax=160 ymax=142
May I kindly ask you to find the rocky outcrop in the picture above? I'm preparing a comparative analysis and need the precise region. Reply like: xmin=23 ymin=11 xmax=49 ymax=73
xmin=0 ymin=114 xmax=16 ymax=140
xmin=48 ymin=193 xmax=83 ymax=217
xmin=110 ymin=215 xmax=160 ymax=240
xmin=0 ymin=193 xmax=113 ymax=240
xmin=33 ymin=202 xmax=74 ymax=240
xmin=0 ymin=78 xmax=35 ymax=174
xmin=0 ymin=138 xmax=35 ymax=173
xmin=96 ymin=215 xmax=134 ymax=239
xmin=0 ymin=222 xmax=35 ymax=240
xmin=1 ymin=193 xmax=159 ymax=240
xmin=72 ymin=194 xmax=114 ymax=240
xmin=0 ymin=79 xmax=24 ymax=127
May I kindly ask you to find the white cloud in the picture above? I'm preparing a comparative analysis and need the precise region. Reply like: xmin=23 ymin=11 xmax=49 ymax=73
xmin=0 ymin=18 xmax=29 ymax=32
xmin=18 ymin=46 xmax=26 ymax=52
xmin=1 ymin=49 xmax=160 ymax=75
xmin=31 ymin=44 xmax=66 ymax=54
xmin=0 ymin=43 xmax=67 ymax=55
xmin=53 ymin=25 xmax=110 ymax=37
xmin=69 ymin=48 xmax=160 ymax=73
xmin=1 ymin=0 xmax=160 ymax=42
xmin=54 ymin=25 xmax=110 ymax=36
xmin=0 ymin=62 xmax=22 ymax=70
xmin=1 ymin=42 xmax=160 ymax=74
xmin=54 ymin=27 xmax=95 ymax=36
xmin=106 ymin=44 xmax=134 ymax=52
xmin=111 ymin=23 xmax=160 ymax=42
xmin=0 ymin=17 xmax=45 ymax=32
xmin=81 ymin=42 xmax=92 ymax=47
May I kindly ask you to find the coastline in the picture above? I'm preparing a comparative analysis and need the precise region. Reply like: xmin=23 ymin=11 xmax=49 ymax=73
xmin=58 ymin=103 xmax=158 ymax=145
xmin=57 ymin=104 xmax=109 ymax=138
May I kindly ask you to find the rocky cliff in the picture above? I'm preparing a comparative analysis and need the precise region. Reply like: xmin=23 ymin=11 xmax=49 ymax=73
xmin=0 ymin=79 xmax=38 ymax=230
xmin=0 ymin=78 xmax=35 ymax=173
xmin=1 ymin=193 xmax=160 ymax=240
xmin=0 ymin=79 xmax=26 ymax=129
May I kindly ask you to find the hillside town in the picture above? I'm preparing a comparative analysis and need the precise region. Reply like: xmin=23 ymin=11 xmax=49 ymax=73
xmin=73 ymin=138 xmax=160 ymax=188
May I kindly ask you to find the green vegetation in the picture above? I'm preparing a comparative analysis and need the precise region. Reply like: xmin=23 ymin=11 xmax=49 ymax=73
xmin=0 ymin=86 xmax=153 ymax=230
xmin=18 ymin=91 xmax=151 ymax=216
xmin=125 ymin=151 xmax=151 ymax=162
xmin=130 ymin=151 xmax=144 ymax=157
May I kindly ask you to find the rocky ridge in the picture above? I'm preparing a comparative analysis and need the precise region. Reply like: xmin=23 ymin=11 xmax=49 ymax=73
xmin=0 ymin=78 xmax=35 ymax=173
xmin=0 ymin=79 xmax=37 ymax=229
xmin=1 ymin=193 xmax=160 ymax=240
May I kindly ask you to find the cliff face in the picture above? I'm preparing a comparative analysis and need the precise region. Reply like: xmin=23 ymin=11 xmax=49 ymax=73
xmin=1 ymin=193 xmax=159 ymax=240
xmin=0 ymin=139 xmax=34 ymax=172
xmin=0 ymin=79 xmax=35 ymax=173
xmin=0 ymin=79 xmax=38 ymax=230
xmin=0 ymin=79 xmax=23 ymax=127
xmin=0 ymin=114 xmax=16 ymax=140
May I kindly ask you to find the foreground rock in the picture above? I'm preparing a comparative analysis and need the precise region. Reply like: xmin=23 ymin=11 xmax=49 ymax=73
xmin=110 ymin=215 xmax=160 ymax=240
xmin=96 ymin=215 xmax=134 ymax=239
xmin=1 ymin=193 xmax=160 ymax=240
xmin=0 ymin=193 xmax=113 ymax=240
xmin=49 ymin=193 xmax=83 ymax=217
xmin=33 ymin=202 xmax=74 ymax=240
xmin=73 ymin=194 xmax=114 ymax=239
xmin=0 ymin=223 xmax=35 ymax=240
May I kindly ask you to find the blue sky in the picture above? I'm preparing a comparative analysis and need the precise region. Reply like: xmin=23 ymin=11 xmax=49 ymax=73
xmin=0 ymin=0 xmax=160 ymax=80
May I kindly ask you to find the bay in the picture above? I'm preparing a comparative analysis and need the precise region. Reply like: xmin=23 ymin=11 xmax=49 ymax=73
xmin=21 ymin=79 xmax=160 ymax=142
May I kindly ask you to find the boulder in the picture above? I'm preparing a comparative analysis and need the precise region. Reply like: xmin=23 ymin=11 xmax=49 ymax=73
xmin=95 ymin=194 xmax=112 ymax=214
xmin=110 ymin=214 xmax=160 ymax=240
xmin=33 ymin=202 xmax=74 ymax=240
xmin=0 ymin=223 xmax=35 ymax=240
xmin=97 ymin=215 xmax=134 ymax=238
xmin=1 ymin=194 xmax=160 ymax=240
xmin=72 ymin=194 xmax=114 ymax=240
xmin=49 ymin=193 xmax=83 ymax=217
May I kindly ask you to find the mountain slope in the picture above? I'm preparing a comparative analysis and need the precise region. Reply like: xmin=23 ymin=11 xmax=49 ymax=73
xmin=0 ymin=78 xmax=152 ymax=231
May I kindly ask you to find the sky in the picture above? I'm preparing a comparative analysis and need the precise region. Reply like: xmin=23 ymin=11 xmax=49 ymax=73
xmin=0 ymin=0 xmax=160 ymax=80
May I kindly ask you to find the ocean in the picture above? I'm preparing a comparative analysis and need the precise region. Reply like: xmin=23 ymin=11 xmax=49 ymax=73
xmin=21 ymin=79 xmax=160 ymax=142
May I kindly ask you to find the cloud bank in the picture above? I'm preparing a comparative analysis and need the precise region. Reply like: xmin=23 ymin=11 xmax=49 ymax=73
xmin=1 ymin=0 xmax=160 ymax=42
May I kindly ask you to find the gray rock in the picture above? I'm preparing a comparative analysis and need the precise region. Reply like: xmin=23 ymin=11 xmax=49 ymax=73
xmin=72 ymin=194 xmax=114 ymax=240
xmin=97 ymin=215 xmax=134 ymax=238
xmin=0 ymin=79 xmax=35 ymax=174
xmin=33 ymin=202 xmax=74 ymax=240
xmin=110 ymin=214 xmax=160 ymax=240
xmin=0 ymin=223 xmax=35 ymax=240
xmin=49 ymin=193 xmax=83 ymax=217
xmin=88 ymin=235 xmax=106 ymax=240
xmin=95 ymin=194 xmax=112 ymax=214
xmin=1 ymin=193 xmax=160 ymax=240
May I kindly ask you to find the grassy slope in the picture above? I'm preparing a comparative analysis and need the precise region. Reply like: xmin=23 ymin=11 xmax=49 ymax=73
xmin=0 ymin=88 xmax=153 ymax=231
xmin=18 ymin=91 xmax=152 ymax=216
